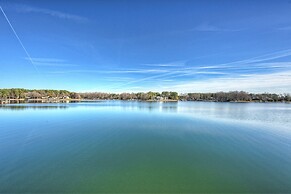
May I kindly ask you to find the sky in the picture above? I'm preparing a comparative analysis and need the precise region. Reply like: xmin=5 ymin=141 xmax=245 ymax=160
xmin=0 ymin=0 xmax=291 ymax=93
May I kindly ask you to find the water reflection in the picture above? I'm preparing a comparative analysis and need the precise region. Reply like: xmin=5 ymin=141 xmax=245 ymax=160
xmin=0 ymin=101 xmax=291 ymax=193
xmin=1 ymin=101 xmax=290 ymax=129
xmin=0 ymin=105 xmax=68 ymax=110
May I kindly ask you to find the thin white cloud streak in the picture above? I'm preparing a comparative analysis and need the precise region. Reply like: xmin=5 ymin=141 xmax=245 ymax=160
xmin=109 ymin=69 xmax=169 ymax=73
xmin=143 ymin=61 xmax=185 ymax=67
xmin=147 ymin=71 xmax=228 ymax=82
xmin=182 ymin=49 xmax=291 ymax=72
xmin=179 ymin=49 xmax=291 ymax=73
xmin=25 ymin=57 xmax=78 ymax=67
xmin=47 ymin=69 xmax=170 ymax=74
xmin=25 ymin=57 xmax=66 ymax=63
xmin=190 ymin=62 xmax=291 ymax=72
xmin=33 ymin=62 xmax=79 ymax=67
xmin=107 ymin=69 xmax=228 ymax=90
xmin=159 ymin=79 xmax=174 ymax=82
xmin=144 ymin=64 xmax=184 ymax=67
xmin=222 ymin=49 xmax=291 ymax=66
xmin=106 ymin=71 xmax=182 ymax=90
xmin=11 ymin=3 xmax=89 ymax=23
xmin=190 ymin=23 xmax=242 ymax=32
xmin=197 ymin=65 xmax=227 ymax=69
xmin=188 ymin=71 xmax=228 ymax=75
xmin=0 ymin=6 xmax=39 ymax=73
xmin=102 ymin=77 xmax=135 ymax=82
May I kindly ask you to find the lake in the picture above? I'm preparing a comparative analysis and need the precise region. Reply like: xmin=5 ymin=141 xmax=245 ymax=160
xmin=0 ymin=101 xmax=291 ymax=193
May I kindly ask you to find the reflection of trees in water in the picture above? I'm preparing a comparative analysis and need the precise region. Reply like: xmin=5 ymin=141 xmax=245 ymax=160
xmin=134 ymin=102 xmax=178 ymax=112
xmin=0 ymin=101 xmax=179 ymax=112
xmin=0 ymin=105 xmax=68 ymax=111
xmin=162 ymin=104 xmax=178 ymax=112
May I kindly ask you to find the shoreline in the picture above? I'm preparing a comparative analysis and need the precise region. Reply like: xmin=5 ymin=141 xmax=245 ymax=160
xmin=146 ymin=99 xmax=178 ymax=102
xmin=1 ymin=99 xmax=290 ymax=105
xmin=1 ymin=89 xmax=290 ymax=104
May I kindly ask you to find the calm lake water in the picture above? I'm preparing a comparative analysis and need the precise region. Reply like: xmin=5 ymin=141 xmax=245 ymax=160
xmin=0 ymin=101 xmax=291 ymax=193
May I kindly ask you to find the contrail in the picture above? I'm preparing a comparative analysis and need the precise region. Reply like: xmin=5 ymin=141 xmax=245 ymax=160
xmin=0 ymin=6 xmax=39 ymax=73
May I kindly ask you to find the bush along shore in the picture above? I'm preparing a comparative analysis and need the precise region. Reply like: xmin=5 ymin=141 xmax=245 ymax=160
xmin=0 ymin=88 xmax=290 ymax=104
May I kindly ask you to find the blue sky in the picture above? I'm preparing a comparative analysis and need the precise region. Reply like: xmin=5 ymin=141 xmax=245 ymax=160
xmin=1 ymin=0 xmax=291 ymax=93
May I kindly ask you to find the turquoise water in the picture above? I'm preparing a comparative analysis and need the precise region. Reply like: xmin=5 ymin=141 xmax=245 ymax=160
xmin=0 ymin=101 xmax=291 ymax=193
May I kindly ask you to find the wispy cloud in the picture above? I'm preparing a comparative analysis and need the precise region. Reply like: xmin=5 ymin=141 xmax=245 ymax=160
xmin=101 ymin=76 xmax=135 ymax=82
xmin=26 ymin=57 xmax=66 ymax=63
xmin=46 ymin=50 xmax=291 ymax=76
xmin=47 ymin=68 xmax=171 ymax=74
xmin=25 ymin=57 xmax=78 ymax=67
xmin=234 ymin=49 xmax=291 ymax=64
xmin=42 ymin=49 xmax=291 ymax=93
xmin=186 ymin=62 xmax=291 ymax=73
xmin=9 ymin=3 xmax=89 ymax=23
xmin=143 ymin=61 xmax=185 ymax=67
xmin=164 ymin=71 xmax=291 ymax=93
xmin=105 ymin=49 xmax=291 ymax=92
xmin=191 ymin=23 xmax=242 ymax=32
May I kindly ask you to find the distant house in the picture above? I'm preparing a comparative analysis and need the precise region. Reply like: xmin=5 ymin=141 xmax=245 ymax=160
xmin=156 ymin=96 xmax=163 ymax=101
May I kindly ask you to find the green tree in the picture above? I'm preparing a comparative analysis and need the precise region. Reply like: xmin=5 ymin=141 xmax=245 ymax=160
xmin=169 ymin=92 xmax=178 ymax=100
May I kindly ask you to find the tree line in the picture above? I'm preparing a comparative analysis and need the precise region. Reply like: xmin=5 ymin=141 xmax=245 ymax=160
xmin=0 ymin=88 xmax=290 ymax=102
xmin=80 ymin=91 xmax=179 ymax=101
xmin=180 ymin=91 xmax=291 ymax=102
xmin=0 ymin=89 xmax=75 ymax=99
